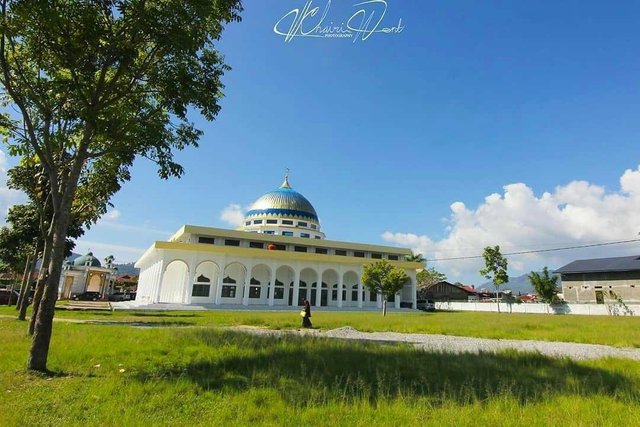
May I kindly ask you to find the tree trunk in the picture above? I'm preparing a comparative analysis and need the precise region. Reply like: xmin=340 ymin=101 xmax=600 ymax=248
xmin=28 ymin=239 xmax=51 ymax=335
xmin=383 ymin=298 xmax=387 ymax=317
xmin=27 ymin=214 xmax=69 ymax=372
xmin=17 ymin=252 xmax=37 ymax=320
xmin=496 ymin=288 xmax=501 ymax=313
xmin=15 ymin=254 xmax=32 ymax=310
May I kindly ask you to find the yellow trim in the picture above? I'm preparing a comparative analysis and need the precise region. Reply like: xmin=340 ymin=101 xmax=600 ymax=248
xmin=171 ymin=224 xmax=413 ymax=254
xmin=153 ymin=241 xmax=422 ymax=269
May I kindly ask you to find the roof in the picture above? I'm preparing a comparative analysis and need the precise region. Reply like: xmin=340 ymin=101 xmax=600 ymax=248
xmin=555 ymin=255 xmax=640 ymax=274
xmin=244 ymin=176 xmax=318 ymax=222
xmin=424 ymin=281 xmax=476 ymax=294
xmin=72 ymin=252 xmax=101 ymax=267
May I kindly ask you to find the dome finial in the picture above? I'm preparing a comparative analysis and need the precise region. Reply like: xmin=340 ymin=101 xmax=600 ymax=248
xmin=281 ymin=168 xmax=291 ymax=189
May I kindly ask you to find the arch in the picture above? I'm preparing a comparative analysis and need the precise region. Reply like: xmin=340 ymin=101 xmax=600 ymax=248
xmin=87 ymin=274 xmax=102 ymax=292
xmin=323 ymin=269 xmax=339 ymax=305
xmin=221 ymin=262 xmax=247 ymax=301
xmin=343 ymin=271 xmax=359 ymax=306
xmin=159 ymin=260 xmax=189 ymax=303
xmin=299 ymin=268 xmax=318 ymax=306
xmin=276 ymin=265 xmax=295 ymax=306
xmin=250 ymin=264 xmax=271 ymax=303
xmin=192 ymin=261 xmax=220 ymax=300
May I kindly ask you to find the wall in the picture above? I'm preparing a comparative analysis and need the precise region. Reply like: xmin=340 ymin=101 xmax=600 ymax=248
xmin=434 ymin=301 xmax=639 ymax=316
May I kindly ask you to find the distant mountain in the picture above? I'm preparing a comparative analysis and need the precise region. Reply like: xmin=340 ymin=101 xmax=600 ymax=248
xmin=113 ymin=262 xmax=139 ymax=276
xmin=480 ymin=271 xmax=560 ymax=295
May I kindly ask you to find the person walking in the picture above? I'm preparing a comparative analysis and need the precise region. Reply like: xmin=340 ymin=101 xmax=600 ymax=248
xmin=302 ymin=299 xmax=312 ymax=328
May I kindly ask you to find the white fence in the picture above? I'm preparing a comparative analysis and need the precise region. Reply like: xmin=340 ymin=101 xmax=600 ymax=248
xmin=434 ymin=301 xmax=640 ymax=316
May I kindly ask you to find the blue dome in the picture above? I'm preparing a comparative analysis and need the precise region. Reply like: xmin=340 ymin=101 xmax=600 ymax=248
xmin=244 ymin=176 xmax=318 ymax=222
xmin=73 ymin=252 xmax=101 ymax=267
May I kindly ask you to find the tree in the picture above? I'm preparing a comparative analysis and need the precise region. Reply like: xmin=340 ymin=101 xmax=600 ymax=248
xmin=416 ymin=267 xmax=447 ymax=288
xmin=406 ymin=252 xmax=426 ymax=265
xmin=362 ymin=260 xmax=409 ymax=316
xmin=0 ymin=0 xmax=243 ymax=372
xmin=479 ymin=245 xmax=508 ymax=313
xmin=528 ymin=267 xmax=559 ymax=305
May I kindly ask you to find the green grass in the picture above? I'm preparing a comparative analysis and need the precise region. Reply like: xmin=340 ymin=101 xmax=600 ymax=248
xmin=1 ymin=317 xmax=640 ymax=426
xmin=2 ymin=305 xmax=639 ymax=347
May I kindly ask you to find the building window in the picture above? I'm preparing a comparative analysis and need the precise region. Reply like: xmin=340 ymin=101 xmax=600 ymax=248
xmin=267 ymin=219 xmax=278 ymax=224
xmin=282 ymin=220 xmax=294 ymax=225
xmin=274 ymin=279 xmax=284 ymax=299
xmin=300 ymin=233 xmax=310 ymax=238
xmin=253 ymin=220 xmax=263 ymax=225
xmin=310 ymin=224 xmax=317 ymax=229
xmin=294 ymin=246 xmax=307 ymax=253
xmin=192 ymin=284 xmax=210 ymax=297
xmin=225 ymin=239 xmax=240 ymax=247
xmin=298 ymin=221 xmax=308 ymax=227
xmin=198 ymin=237 xmax=216 ymax=245
xmin=245 ymin=221 xmax=251 ymax=226
xmin=315 ymin=236 xmax=321 ymax=239
xmin=370 ymin=291 xmax=377 ymax=302
xmin=352 ymin=285 xmax=359 ymax=301
xmin=264 ymin=230 xmax=275 ymax=235
xmin=282 ymin=231 xmax=294 ymax=237
xmin=249 ymin=241 xmax=264 ymax=249
xmin=354 ymin=251 xmax=365 ymax=258
xmin=315 ymin=248 xmax=328 ymax=254
xmin=335 ymin=250 xmax=347 ymax=256
xmin=371 ymin=253 xmax=382 ymax=259
xmin=221 ymin=285 xmax=236 ymax=298
xmin=249 ymin=278 xmax=261 ymax=298
xmin=388 ymin=255 xmax=399 ymax=261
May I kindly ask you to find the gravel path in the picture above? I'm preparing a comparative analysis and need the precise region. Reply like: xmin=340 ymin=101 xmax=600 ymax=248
xmin=230 ymin=325 xmax=640 ymax=361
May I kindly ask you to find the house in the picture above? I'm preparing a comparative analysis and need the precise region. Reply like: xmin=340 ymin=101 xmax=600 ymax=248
xmin=555 ymin=255 xmax=640 ymax=304
xmin=418 ymin=281 xmax=477 ymax=302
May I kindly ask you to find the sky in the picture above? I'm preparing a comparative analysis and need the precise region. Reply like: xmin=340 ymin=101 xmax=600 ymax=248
xmin=2 ymin=0 xmax=640 ymax=285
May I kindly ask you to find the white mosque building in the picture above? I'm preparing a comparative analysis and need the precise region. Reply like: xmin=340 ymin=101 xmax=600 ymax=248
xmin=134 ymin=175 xmax=420 ymax=309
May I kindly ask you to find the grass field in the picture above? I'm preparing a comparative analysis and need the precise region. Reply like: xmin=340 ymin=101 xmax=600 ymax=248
xmin=1 ymin=317 xmax=640 ymax=426
xmin=2 ymin=305 xmax=640 ymax=347
xmin=0 ymin=309 xmax=640 ymax=426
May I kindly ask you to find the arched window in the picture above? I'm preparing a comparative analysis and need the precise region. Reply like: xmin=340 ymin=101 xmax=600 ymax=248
xmin=192 ymin=274 xmax=211 ymax=297
xmin=222 ymin=276 xmax=237 ymax=298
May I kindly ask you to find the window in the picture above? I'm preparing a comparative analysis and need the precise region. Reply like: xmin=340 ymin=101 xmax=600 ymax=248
xmin=198 ymin=237 xmax=216 ymax=245
xmin=274 ymin=279 xmax=284 ymax=299
xmin=249 ymin=278 xmax=261 ymax=298
xmin=354 ymin=251 xmax=365 ymax=258
xmin=245 ymin=221 xmax=251 ymax=226
xmin=315 ymin=236 xmax=321 ymax=239
xmin=294 ymin=246 xmax=307 ymax=253
xmin=370 ymin=291 xmax=377 ymax=302
xmin=352 ymin=285 xmax=359 ymax=301
xmin=270 ymin=243 xmax=287 ymax=251
xmin=267 ymin=219 xmax=278 ymax=224
xmin=388 ymin=255 xmax=399 ymax=261
xmin=264 ymin=230 xmax=275 ymax=235
xmin=249 ymin=241 xmax=264 ymax=249
xmin=298 ymin=221 xmax=308 ymax=227
xmin=315 ymin=248 xmax=328 ymax=254
xmin=282 ymin=231 xmax=294 ymax=237
xmin=335 ymin=250 xmax=347 ymax=256
xmin=310 ymin=224 xmax=317 ymax=229
xmin=282 ymin=220 xmax=294 ymax=225
xmin=300 ymin=233 xmax=310 ymax=238
xmin=221 ymin=285 xmax=236 ymax=298
xmin=192 ymin=284 xmax=210 ymax=297
xmin=371 ymin=253 xmax=382 ymax=259
xmin=225 ymin=239 xmax=240 ymax=247
xmin=253 ymin=219 xmax=263 ymax=225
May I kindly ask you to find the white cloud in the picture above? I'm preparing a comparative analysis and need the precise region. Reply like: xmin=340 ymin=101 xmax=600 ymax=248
xmin=103 ymin=209 xmax=121 ymax=221
xmin=383 ymin=165 xmax=640 ymax=283
xmin=220 ymin=203 xmax=246 ymax=227
xmin=0 ymin=150 xmax=27 ymax=224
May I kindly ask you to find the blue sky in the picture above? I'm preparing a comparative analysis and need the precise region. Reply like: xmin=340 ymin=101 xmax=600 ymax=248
xmin=2 ymin=0 xmax=640 ymax=285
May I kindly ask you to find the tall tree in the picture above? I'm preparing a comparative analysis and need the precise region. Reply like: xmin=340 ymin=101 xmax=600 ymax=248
xmin=362 ymin=260 xmax=409 ymax=316
xmin=0 ymin=0 xmax=242 ymax=372
xmin=528 ymin=267 xmax=560 ymax=305
xmin=416 ymin=267 xmax=447 ymax=288
xmin=479 ymin=245 xmax=508 ymax=313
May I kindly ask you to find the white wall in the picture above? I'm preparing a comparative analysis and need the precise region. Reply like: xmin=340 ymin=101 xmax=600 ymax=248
xmin=434 ymin=301 xmax=640 ymax=316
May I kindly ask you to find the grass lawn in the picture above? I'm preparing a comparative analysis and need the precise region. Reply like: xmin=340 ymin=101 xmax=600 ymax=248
xmin=2 ymin=305 xmax=640 ymax=347
xmin=1 ymin=317 xmax=640 ymax=426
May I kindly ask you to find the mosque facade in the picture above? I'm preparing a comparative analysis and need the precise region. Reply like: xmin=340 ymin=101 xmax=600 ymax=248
xmin=134 ymin=176 xmax=420 ymax=309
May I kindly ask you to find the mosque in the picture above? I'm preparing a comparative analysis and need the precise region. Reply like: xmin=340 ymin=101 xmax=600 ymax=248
xmin=134 ymin=175 xmax=420 ymax=309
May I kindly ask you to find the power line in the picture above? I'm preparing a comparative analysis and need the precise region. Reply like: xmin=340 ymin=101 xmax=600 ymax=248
xmin=426 ymin=238 xmax=640 ymax=262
